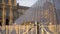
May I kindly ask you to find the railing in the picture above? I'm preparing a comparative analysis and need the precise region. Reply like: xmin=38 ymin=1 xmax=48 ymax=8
xmin=0 ymin=25 xmax=60 ymax=34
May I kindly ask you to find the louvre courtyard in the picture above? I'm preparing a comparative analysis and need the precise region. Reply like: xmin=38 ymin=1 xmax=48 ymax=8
xmin=0 ymin=0 xmax=60 ymax=34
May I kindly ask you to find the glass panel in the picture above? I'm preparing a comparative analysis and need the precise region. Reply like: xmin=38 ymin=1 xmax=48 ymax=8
xmin=4 ymin=0 xmax=8 ymax=4
xmin=15 ymin=0 xmax=60 ymax=34
xmin=0 ymin=0 xmax=2 ymax=3
xmin=6 ymin=8 xmax=10 ymax=18
xmin=11 ymin=0 xmax=14 ymax=5
xmin=54 ymin=0 xmax=60 ymax=24
xmin=6 ymin=8 xmax=10 ymax=25
xmin=0 ymin=8 xmax=2 ymax=26
xmin=0 ymin=0 xmax=59 ymax=34
xmin=0 ymin=9 xmax=2 ymax=17
xmin=13 ymin=10 xmax=19 ymax=21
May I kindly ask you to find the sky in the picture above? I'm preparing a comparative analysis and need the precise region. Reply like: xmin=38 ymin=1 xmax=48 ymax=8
xmin=17 ymin=0 xmax=37 ymax=7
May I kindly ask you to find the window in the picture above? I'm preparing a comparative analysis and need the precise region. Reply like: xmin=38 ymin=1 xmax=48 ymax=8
xmin=0 ymin=0 xmax=2 ymax=3
xmin=6 ymin=8 xmax=10 ymax=25
xmin=4 ymin=0 xmax=8 ymax=4
xmin=0 ymin=9 xmax=2 ymax=17
xmin=13 ymin=10 xmax=17 ymax=21
xmin=6 ymin=8 xmax=10 ymax=17
xmin=11 ymin=0 xmax=14 ymax=5
xmin=13 ymin=10 xmax=19 ymax=21
xmin=0 ymin=8 xmax=2 ymax=26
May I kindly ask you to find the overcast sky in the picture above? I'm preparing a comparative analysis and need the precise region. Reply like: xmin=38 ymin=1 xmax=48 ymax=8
xmin=17 ymin=0 xmax=37 ymax=7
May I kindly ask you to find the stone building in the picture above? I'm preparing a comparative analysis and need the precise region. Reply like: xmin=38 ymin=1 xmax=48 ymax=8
xmin=17 ymin=3 xmax=29 ymax=16
xmin=12 ymin=3 xmax=29 ymax=23
xmin=0 ymin=0 xmax=29 ymax=26
xmin=0 ymin=0 xmax=16 ymax=25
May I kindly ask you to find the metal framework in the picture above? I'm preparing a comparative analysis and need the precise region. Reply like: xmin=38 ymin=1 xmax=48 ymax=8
xmin=0 ymin=24 xmax=60 ymax=34
xmin=0 ymin=0 xmax=60 ymax=34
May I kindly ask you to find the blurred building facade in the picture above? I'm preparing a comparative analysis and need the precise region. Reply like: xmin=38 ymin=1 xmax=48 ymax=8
xmin=17 ymin=4 xmax=29 ymax=16
xmin=14 ymin=3 xmax=29 ymax=21
xmin=0 ymin=0 xmax=60 ymax=34
xmin=0 ymin=0 xmax=29 ymax=26
xmin=53 ymin=0 xmax=60 ymax=24
xmin=0 ymin=0 xmax=16 ymax=25
xmin=15 ymin=0 xmax=60 ymax=34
